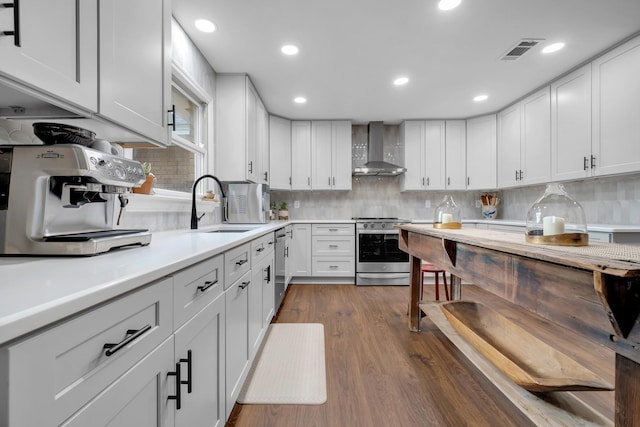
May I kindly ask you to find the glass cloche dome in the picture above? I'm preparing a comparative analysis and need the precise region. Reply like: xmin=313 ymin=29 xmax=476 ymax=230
xmin=433 ymin=194 xmax=462 ymax=229
xmin=525 ymin=183 xmax=588 ymax=246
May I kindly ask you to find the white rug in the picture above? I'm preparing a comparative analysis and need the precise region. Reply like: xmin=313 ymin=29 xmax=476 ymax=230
xmin=238 ymin=323 xmax=327 ymax=405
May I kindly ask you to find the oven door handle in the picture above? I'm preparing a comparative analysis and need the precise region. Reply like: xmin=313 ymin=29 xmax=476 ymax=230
xmin=357 ymin=273 xmax=409 ymax=279
xmin=357 ymin=230 xmax=399 ymax=235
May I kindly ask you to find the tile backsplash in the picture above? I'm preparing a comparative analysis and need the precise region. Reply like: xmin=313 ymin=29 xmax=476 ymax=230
xmin=272 ymin=173 xmax=640 ymax=225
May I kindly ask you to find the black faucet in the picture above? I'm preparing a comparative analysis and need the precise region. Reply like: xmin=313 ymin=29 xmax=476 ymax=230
xmin=191 ymin=174 xmax=226 ymax=229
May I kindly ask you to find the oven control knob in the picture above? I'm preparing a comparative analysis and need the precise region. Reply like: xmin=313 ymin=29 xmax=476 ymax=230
xmin=381 ymin=223 xmax=386 ymax=228
xmin=363 ymin=223 xmax=368 ymax=229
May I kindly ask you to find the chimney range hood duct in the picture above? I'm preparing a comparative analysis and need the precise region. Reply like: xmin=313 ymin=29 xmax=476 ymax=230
xmin=352 ymin=121 xmax=407 ymax=176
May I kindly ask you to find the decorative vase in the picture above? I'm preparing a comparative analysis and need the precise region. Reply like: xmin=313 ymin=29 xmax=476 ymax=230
xmin=433 ymin=194 xmax=462 ymax=229
xmin=133 ymin=175 xmax=155 ymax=194
xmin=525 ymin=183 xmax=588 ymax=246
xmin=278 ymin=209 xmax=289 ymax=220
xmin=481 ymin=204 xmax=498 ymax=220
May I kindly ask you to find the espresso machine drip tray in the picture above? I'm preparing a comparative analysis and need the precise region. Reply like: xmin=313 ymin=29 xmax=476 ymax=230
xmin=36 ymin=229 xmax=152 ymax=255
xmin=44 ymin=229 xmax=149 ymax=242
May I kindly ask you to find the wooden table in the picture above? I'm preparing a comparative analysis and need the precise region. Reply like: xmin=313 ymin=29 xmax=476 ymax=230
xmin=397 ymin=225 xmax=640 ymax=426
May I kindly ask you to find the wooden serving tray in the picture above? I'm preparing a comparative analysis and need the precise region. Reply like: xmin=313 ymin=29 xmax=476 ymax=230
xmin=440 ymin=301 xmax=614 ymax=392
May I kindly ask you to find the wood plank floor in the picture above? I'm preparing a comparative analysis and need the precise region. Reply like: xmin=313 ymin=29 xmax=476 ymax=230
xmin=226 ymin=284 xmax=534 ymax=427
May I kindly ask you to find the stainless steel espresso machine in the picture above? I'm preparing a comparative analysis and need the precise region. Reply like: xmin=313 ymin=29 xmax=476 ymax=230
xmin=0 ymin=144 xmax=152 ymax=255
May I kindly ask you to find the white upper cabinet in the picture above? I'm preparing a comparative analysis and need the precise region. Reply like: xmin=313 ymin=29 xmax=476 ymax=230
xmin=497 ymin=87 xmax=551 ymax=187
xmin=311 ymin=120 xmax=352 ymax=190
xmin=0 ymin=0 xmax=98 ymax=112
xmin=551 ymin=64 xmax=593 ymax=181
xmin=400 ymin=120 xmax=445 ymax=191
xmin=466 ymin=114 xmax=497 ymax=190
xmin=592 ymin=34 xmax=640 ymax=176
xmin=99 ymin=0 xmax=171 ymax=146
xmin=445 ymin=120 xmax=467 ymax=190
xmin=215 ymin=74 xmax=268 ymax=182
xmin=269 ymin=115 xmax=292 ymax=190
xmin=291 ymin=121 xmax=312 ymax=190
xmin=257 ymin=100 xmax=270 ymax=184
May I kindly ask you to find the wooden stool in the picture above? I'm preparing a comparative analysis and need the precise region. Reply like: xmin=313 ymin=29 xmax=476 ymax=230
xmin=421 ymin=263 xmax=450 ymax=301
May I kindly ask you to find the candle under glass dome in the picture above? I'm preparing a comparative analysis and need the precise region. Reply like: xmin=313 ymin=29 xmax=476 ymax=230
xmin=434 ymin=194 xmax=462 ymax=229
xmin=525 ymin=183 xmax=588 ymax=246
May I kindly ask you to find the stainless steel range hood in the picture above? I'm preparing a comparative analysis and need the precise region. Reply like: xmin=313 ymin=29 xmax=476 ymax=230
xmin=352 ymin=121 xmax=406 ymax=176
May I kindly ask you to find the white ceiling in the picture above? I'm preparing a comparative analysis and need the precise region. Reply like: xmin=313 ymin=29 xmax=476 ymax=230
xmin=172 ymin=0 xmax=640 ymax=124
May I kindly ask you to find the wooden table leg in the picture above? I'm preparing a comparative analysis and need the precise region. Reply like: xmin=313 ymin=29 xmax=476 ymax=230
xmin=409 ymin=255 xmax=422 ymax=332
xmin=616 ymin=353 xmax=640 ymax=426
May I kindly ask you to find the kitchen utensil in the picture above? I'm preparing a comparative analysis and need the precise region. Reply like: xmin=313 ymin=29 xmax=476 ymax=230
xmin=32 ymin=122 xmax=96 ymax=146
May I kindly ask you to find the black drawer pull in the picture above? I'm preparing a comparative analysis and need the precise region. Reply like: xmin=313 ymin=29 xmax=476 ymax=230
xmin=197 ymin=279 xmax=217 ymax=292
xmin=235 ymin=258 xmax=248 ymax=266
xmin=239 ymin=280 xmax=250 ymax=289
xmin=264 ymin=265 xmax=271 ymax=282
xmin=1 ymin=0 xmax=20 ymax=47
xmin=256 ymin=246 xmax=264 ymax=253
xmin=180 ymin=350 xmax=193 ymax=393
xmin=103 ymin=324 xmax=152 ymax=356
xmin=167 ymin=362 xmax=182 ymax=409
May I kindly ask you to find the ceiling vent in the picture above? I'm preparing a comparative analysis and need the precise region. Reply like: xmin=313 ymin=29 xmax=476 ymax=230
xmin=500 ymin=39 xmax=544 ymax=61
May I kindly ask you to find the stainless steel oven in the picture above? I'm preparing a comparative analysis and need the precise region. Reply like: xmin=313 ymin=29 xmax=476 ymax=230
xmin=354 ymin=218 xmax=410 ymax=286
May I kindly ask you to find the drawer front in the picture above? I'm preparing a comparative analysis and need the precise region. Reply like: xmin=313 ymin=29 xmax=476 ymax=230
xmin=173 ymin=254 xmax=224 ymax=328
xmin=312 ymin=258 xmax=355 ymax=276
xmin=251 ymin=232 xmax=275 ymax=267
xmin=225 ymin=243 xmax=251 ymax=289
xmin=2 ymin=278 xmax=173 ymax=427
xmin=312 ymin=223 xmax=354 ymax=236
xmin=312 ymin=236 xmax=355 ymax=257
xmin=588 ymin=231 xmax=612 ymax=243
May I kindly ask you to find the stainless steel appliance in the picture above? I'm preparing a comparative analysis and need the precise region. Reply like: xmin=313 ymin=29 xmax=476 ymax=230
xmin=274 ymin=224 xmax=292 ymax=313
xmin=222 ymin=182 xmax=270 ymax=224
xmin=354 ymin=217 xmax=410 ymax=285
xmin=0 ymin=144 xmax=151 ymax=255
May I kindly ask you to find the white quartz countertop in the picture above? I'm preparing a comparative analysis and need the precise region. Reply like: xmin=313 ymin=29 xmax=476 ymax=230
xmin=0 ymin=222 xmax=290 ymax=345
xmin=410 ymin=219 xmax=640 ymax=233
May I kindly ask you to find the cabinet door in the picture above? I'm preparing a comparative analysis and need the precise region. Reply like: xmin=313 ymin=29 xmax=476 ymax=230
xmin=311 ymin=121 xmax=333 ymax=189
xmin=269 ymin=115 xmax=291 ymax=189
xmin=174 ymin=295 xmax=225 ymax=427
xmin=225 ymin=271 xmax=251 ymax=418
xmin=290 ymin=224 xmax=312 ymax=276
xmin=262 ymin=254 xmax=275 ymax=326
xmin=245 ymin=80 xmax=259 ymax=183
xmin=99 ymin=0 xmax=171 ymax=146
xmin=592 ymin=34 xmax=640 ymax=176
xmin=497 ymin=103 xmax=521 ymax=187
xmin=551 ymin=64 xmax=593 ymax=181
xmin=466 ymin=114 xmax=497 ymax=190
xmin=256 ymin=97 xmax=269 ymax=184
xmin=249 ymin=260 xmax=265 ymax=359
xmin=445 ymin=120 xmax=467 ymax=190
xmin=291 ymin=121 xmax=312 ymax=190
xmin=61 ymin=337 xmax=175 ymax=427
xmin=0 ymin=0 xmax=97 ymax=111
xmin=520 ymin=87 xmax=551 ymax=185
xmin=424 ymin=121 xmax=446 ymax=189
xmin=400 ymin=121 xmax=426 ymax=191
xmin=331 ymin=120 xmax=353 ymax=190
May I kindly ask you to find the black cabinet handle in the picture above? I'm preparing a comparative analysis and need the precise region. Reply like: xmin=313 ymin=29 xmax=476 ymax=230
xmin=103 ymin=324 xmax=152 ymax=357
xmin=180 ymin=350 xmax=192 ymax=394
xmin=1 ymin=1 xmax=20 ymax=47
xmin=167 ymin=105 xmax=176 ymax=131
xmin=239 ymin=280 xmax=250 ymax=289
xmin=583 ymin=156 xmax=589 ymax=171
xmin=248 ymin=161 xmax=253 ymax=174
xmin=591 ymin=155 xmax=596 ymax=169
xmin=515 ymin=170 xmax=518 ymax=181
xmin=284 ymin=247 xmax=289 ymax=258
xmin=197 ymin=279 xmax=217 ymax=292
xmin=256 ymin=246 xmax=264 ymax=253
xmin=236 ymin=258 xmax=247 ymax=266
xmin=167 ymin=362 xmax=182 ymax=409
xmin=264 ymin=265 xmax=271 ymax=283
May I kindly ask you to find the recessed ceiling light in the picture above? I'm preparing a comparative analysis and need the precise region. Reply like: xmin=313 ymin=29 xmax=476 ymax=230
xmin=438 ymin=0 xmax=462 ymax=11
xmin=473 ymin=94 xmax=489 ymax=102
xmin=542 ymin=42 xmax=565 ymax=54
xmin=281 ymin=45 xmax=299 ymax=55
xmin=195 ymin=19 xmax=216 ymax=33
xmin=393 ymin=77 xmax=409 ymax=86
xmin=294 ymin=97 xmax=307 ymax=104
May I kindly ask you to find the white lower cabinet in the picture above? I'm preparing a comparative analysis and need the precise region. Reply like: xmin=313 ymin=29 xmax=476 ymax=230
xmin=311 ymin=223 xmax=355 ymax=278
xmin=291 ymin=223 xmax=312 ymax=276
xmin=225 ymin=270 xmax=251 ymax=419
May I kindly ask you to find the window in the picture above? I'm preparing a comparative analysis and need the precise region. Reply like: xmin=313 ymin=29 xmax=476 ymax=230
xmin=130 ymin=65 xmax=212 ymax=193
